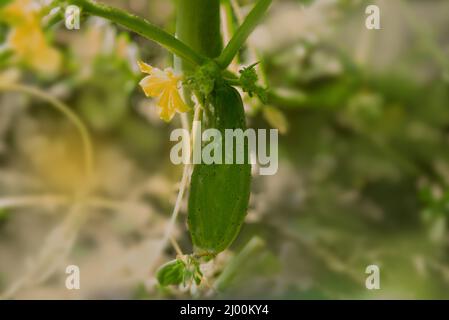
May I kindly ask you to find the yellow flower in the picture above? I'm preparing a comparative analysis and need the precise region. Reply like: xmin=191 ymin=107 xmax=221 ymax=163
xmin=138 ymin=61 xmax=189 ymax=122
xmin=1 ymin=0 xmax=61 ymax=74
xmin=1 ymin=0 xmax=36 ymax=24
xmin=7 ymin=21 xmax=61 ymax=74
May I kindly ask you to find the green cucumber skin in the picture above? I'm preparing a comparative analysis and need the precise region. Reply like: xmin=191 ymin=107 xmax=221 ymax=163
xmin=188 ymin=85 xmax=252 ymax=254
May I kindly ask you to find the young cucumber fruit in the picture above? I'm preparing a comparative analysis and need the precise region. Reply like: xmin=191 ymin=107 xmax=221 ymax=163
xmin=188 ymin=84 xmax=252 ymax=255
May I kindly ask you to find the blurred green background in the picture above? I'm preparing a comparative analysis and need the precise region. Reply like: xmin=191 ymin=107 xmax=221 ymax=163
xmin=1 ymin=0 xmax=449 ymax=299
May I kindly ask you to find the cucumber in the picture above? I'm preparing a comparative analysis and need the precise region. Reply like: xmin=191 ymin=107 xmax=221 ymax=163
xmin=188 ymin=84 xmax=252 ymax=255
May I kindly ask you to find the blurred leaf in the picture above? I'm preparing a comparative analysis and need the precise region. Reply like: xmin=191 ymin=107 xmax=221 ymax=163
xmin=263 ymin=106 xmax=289 ymax=134
xmin=77 ymin=56 xmax=137 ymax=131
xmin=0 ymin=0 xmax=12 ymax=10
xmin=156 ymin=259 xmax=186 ymax=287
xmin=0 ymin=208 xmax=10 ymax=228
xmin=215 ymin=237 xmax=267 ymax=292
xmin=132 ymin=283 xmax=151 ymax=300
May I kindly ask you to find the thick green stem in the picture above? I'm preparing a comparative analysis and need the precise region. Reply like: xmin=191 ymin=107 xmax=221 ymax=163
xmin=175 ymin=0 xmax=222 ymax=111
xmin=175 ymin=0 xmax=222 ymax=72
xmin=216 ymin=0 xmax=272 ymax=69
xmin=67 ymin=0 xmax=206 ymax=66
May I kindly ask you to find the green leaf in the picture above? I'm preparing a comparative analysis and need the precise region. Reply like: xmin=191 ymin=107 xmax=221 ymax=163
xmin=0 ymin=208 xmax=10 ymax=227
xmin=0 ymin=0 xmax=12 ymax=9
xmin=156 ymin=259 xmax=186 ymax=287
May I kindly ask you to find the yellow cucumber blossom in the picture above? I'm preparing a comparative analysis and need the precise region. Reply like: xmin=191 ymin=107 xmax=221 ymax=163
xmin=0 ymin=0 xmax=61 ymax=74
xmin=1 ymin=0 xmax=37 ymax=23
xmin=138 ymin=61 xmax=189 ymax=122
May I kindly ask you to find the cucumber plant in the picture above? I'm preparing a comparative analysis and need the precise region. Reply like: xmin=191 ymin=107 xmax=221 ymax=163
xmin=61 ymin=0 xmax=272 ymax=289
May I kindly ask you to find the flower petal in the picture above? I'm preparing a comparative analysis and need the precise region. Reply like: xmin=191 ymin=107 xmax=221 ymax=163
xmin=159 ymin=106 xmax=176 ymax=122
xmin=138 ymin=60 xmax=154 ymax=74
xmin=170 ymin=89 xmax=190 ymax=113
xmin=138 ymin=61 xmax=188 ymax=122
xmin=158 ymin=88 xmax=171 ymax=110
xmin=139 ymin=76 xmax=167 ymax=97
xmin=158 ymin=89 xmax=176 ymax=122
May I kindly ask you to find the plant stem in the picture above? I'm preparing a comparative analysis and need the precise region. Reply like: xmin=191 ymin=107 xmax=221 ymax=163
xmin=214 ymin=237 xmax=265 ymax=291
xmin=175 ymin=0 xmax=223 ymax=72
xmin=221 ymin=0 xmax=239 ymax=72
xmin=216 ymin=0 xmax=272 ymax=69
xmin=0 ymin=195 xmax=67 ymax=210
xmin=267 ymin=88 xmax=309 ymax=109
xmin=230 ymin=0 xmax=268 ymax=87
xmin=67 ymin=0 xmax=206 ymax=66
xmin=158 ymin=0 xmax=222 ymax=258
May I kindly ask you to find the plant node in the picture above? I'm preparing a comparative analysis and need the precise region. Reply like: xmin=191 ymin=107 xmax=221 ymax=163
xmin=239 ymin=62 xmax=268 ymax=103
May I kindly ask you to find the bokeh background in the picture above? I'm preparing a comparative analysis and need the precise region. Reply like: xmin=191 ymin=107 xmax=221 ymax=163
xmin=1 ymin=0 xmax=449 ymax=299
